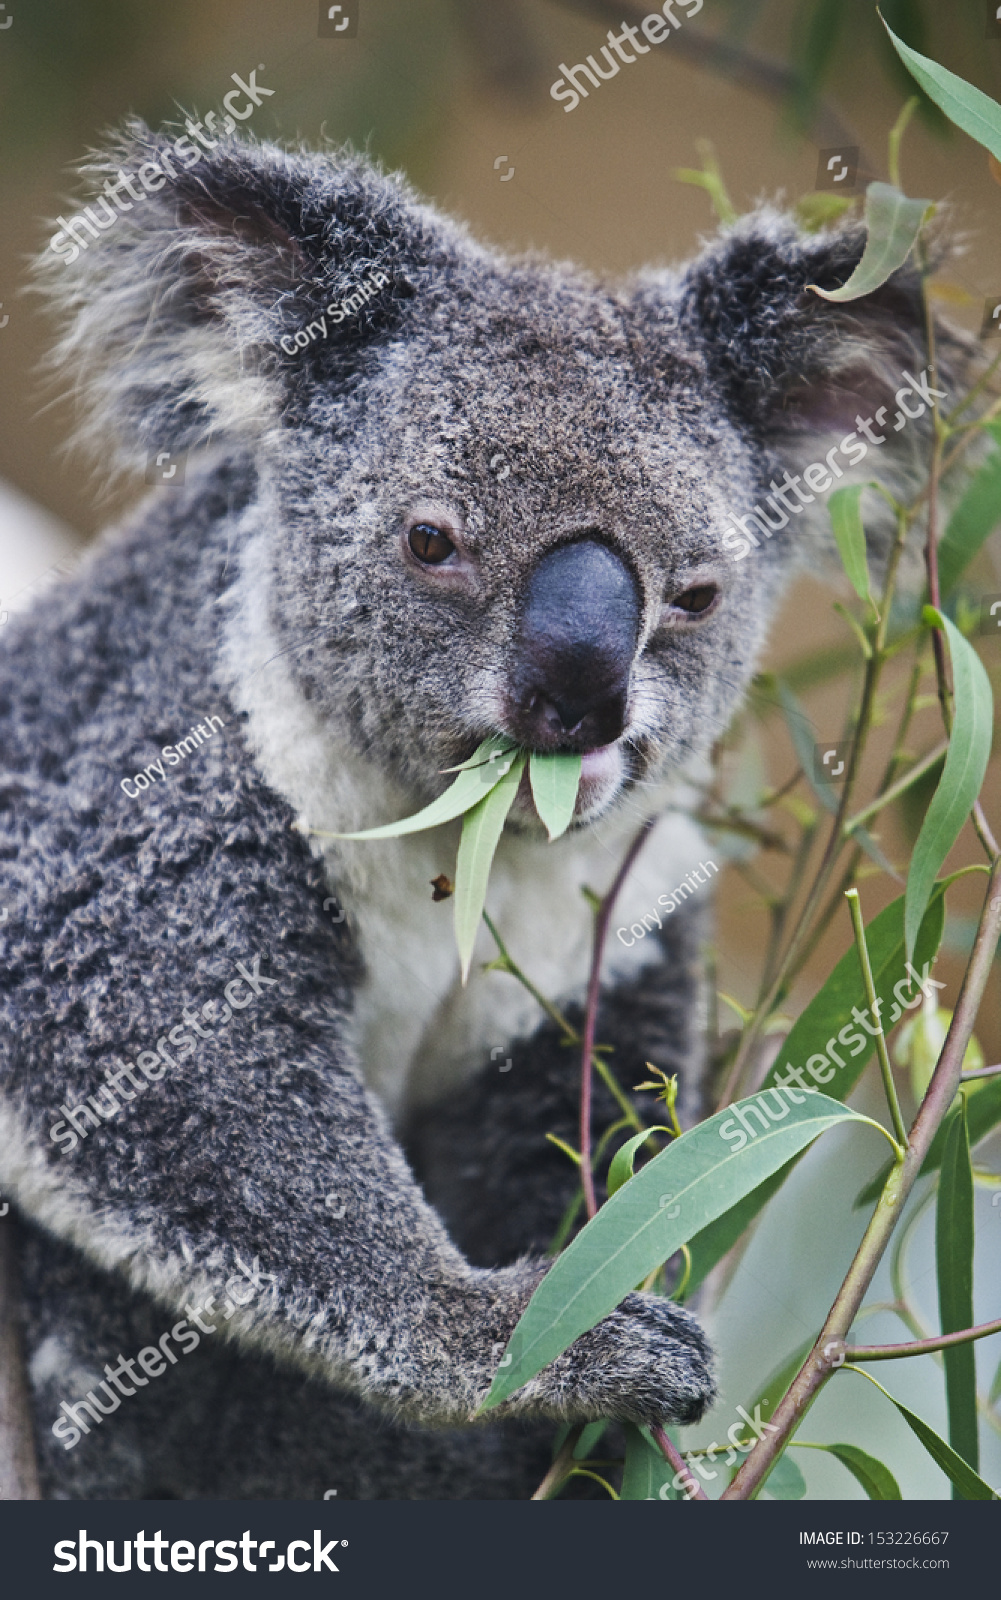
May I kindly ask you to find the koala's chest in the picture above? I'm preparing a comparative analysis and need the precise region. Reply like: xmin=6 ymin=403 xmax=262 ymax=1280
xmin=338 ymin=813 xmax=704 ymax=1124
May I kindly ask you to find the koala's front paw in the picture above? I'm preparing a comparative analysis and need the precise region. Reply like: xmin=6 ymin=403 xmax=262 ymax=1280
xmin=510 ymin=1293 xmax=715 ymax=1428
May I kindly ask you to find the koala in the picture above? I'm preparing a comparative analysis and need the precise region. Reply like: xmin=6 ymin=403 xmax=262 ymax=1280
xmin=0 ymin=125 xmax=963 ymax=1500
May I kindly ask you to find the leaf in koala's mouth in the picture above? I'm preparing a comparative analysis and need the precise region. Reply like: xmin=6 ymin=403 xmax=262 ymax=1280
xmin=528 ymin=750 xmax=583 ymax=841
xmin=321 ymin=735 xmax=515 ymax=839
xmin=305 ymin=735 xmax=582 ymax=980
xmin=455 ymin=753 xmax=528 ymax=984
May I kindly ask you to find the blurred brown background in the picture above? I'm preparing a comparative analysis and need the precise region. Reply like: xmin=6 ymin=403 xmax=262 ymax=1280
xmin=1 ymin=0 xmax=999 ymax=1058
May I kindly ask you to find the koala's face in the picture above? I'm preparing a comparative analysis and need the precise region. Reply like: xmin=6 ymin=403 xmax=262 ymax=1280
xmin=270 ymin=268 xmax=781 ymax=828
xmin=51 ymin=135 xmax=937 ymax=829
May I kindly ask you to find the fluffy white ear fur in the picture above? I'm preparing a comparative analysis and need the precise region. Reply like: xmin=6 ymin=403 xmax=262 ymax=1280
xmin=33 ymin=129 xmax=479 ymax=482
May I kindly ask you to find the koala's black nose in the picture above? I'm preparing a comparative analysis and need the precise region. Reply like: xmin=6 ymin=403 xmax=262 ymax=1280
xmin=510 ymin=539 xmax=641 ymax=751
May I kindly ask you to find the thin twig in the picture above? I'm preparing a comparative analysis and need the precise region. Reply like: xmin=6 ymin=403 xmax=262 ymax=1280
xmin=846 ymin=1316 xmax=1001 ymax=1362
xmin=651 ymin=1425 xmax=709 ymax=1501
xmin=844 ymin=888 xmax=907 ymax=1151
xmin=530 ymin=1425 xmax=585 ymax=1500
xmin=579 ymin=818 xmax=656 ymax=1218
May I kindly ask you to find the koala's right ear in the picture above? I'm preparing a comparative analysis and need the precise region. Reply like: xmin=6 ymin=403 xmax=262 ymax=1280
xmin=674 ymin=207 xmax=972 ymax=453
xmin=35 ymin=124 xmax=471 ymax=473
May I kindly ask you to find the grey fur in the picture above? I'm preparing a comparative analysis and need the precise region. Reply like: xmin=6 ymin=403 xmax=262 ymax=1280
xmin=2 ymin=127 xmax=968 ymax=1498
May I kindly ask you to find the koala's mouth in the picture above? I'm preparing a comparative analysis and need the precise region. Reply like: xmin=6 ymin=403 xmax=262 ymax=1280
xmin=507 ymin=738 xmax=630 ymax=829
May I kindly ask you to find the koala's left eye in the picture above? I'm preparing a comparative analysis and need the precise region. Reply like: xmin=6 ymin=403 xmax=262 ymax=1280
xmin=409 ymin=524 xmax=456 ymax=565
xmin=668 ymin=583 xmax=719 ymax=616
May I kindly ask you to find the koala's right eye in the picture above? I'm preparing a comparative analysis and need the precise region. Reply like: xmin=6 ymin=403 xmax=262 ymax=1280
xmin=408 ymin=524 xmax=456 ymax=565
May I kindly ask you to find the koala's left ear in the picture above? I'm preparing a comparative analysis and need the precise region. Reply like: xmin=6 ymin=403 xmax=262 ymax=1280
xmin=35 ymin=127 xmax=472 ymax=472
xmin=674 ymin=209 xmax=971 ymax=447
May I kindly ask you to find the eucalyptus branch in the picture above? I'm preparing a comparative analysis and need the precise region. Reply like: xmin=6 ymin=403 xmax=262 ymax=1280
xmin=530 ymin=1425 xmax=585 ymax=1500
xmin=843 ymin=739 xmax=949 ymax=834
xmin=579 ymin=818 xmax=657 ymax=1218
xmin=945 ymin=346 xmax=1001 ymax=425
xmin=846 ymin=1316 xmax=1001 ymax=1362
xmin=722 ymin=857 xmax=1001 ymax=1499
xmin=845 ymin=888 xmax=908 ymax=1150
xmin=483 ymin=910 xmax=644 ymax=1134
xmin=651 ymin=1425 xmax=709 ymax=1501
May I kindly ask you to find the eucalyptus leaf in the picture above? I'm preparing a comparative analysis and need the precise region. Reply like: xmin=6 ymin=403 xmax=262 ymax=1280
xmin=762 ymin=1452 xmax=806 ymax=1500
xmin=904 ymin=610 xmax=993 ymax=958
xmin=621 ymin=1424 xmax=678 ymax=1500
xmin=808 ymin=183 xmax=933 ymax=304
xmin=849 ymin=1368 xmax=999 ymax=1500
xmin=479 ymin=1092 xmax=881 ymax=1412
xmin=937 ymin=420 xmax=1001 ymax=599
xmin=936 ymin=1099 xmax=979 ymax=1492
xmin=529 ymin=751 xmax=582 ymax=842
xmin=882 ymin=19 xmax=1001 ymax=163
xmin=454 ymin=753 xmax=527 ymax=984
xmin=330 ymin=736 xmax=514 ymax=840
xmin=829 ymin=484 xmax=873 ymax=605
xmin=606 ymin=1126 xmax=674 ymax=1198
xmin=801 ymin=1442 xmax=901 ymax=1500
xmin=682 ymin=888 xmax=946 ymax=1292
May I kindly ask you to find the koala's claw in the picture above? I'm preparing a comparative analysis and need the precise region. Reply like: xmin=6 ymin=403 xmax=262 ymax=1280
xmin=508 ymin=1292 xmax=716 ymax=1428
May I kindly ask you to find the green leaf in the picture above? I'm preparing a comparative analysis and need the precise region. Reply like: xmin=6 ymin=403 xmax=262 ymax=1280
xmin=904 ymin=610 xmax=993 ymax=958
xmin=990 ymin=1353 xmax=1001 ymax=1410
xmin=331 ymin=735 xmax=514 ymax=840
xmin=680 ymin=1166 xmax=789 ymax=1299
xmin=763 ymin=1452 xmax=806 ymax=1500
xmin=606 ymin=1126 xmax=674 ymax=1198
xmin=808 ymin=182 xmax=933 ymax=303
xmin=857 ymin=1069 xmax=1001 ymax=1207
xmin=881 ymin=17 xmax=1001 ymax=162
xmin=529 ymin=751 xmax=582 ymax=842
xmin=479 ymin=1092 xmax=880 ymax=1412
xmin=936 ymin=1099 xmax=979 ymax=1493
xmin=682 ymin=888 xmax=946 ymax=1289
xmin=937 ymin=420 xmax=1001 ymax=599
xmin=800 ymin=1442 xmax=901 ymax=1499
xmin=829 ymin=485 xmax=873 ymax=605
xmin=848 ymin=1367 xmax=999 ymax=1499
xmin=453 ymin=753 xmax=527 ymax=983
xmin=621 ymin=1424 xmax=678 ymax=1501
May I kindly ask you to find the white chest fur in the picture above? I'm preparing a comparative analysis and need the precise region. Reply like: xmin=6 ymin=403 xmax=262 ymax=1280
xmin=222 ymin=529 xmax=707 ymax=1123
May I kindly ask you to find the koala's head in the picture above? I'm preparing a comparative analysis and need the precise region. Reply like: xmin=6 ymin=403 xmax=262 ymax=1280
xmin=40 ymin=129 xmax=966 ymax=828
